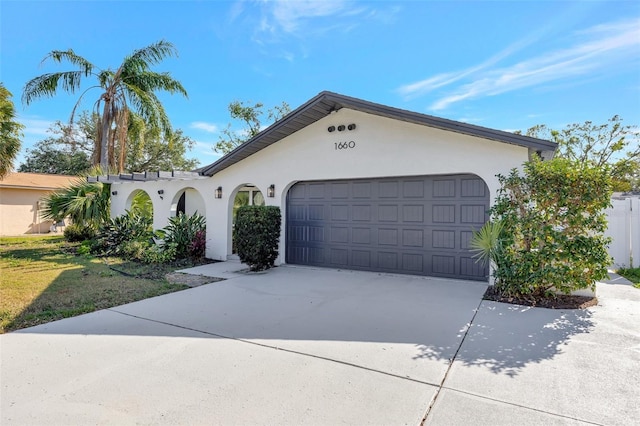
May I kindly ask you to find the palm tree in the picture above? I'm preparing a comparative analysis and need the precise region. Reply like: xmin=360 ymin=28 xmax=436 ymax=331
xmin=0 ymin=83 xmax=24 ymax=178
xmin=22 ymin=40 xmax=187 ymax=172
xmin=41 ymin=178 xmax=110 ymax=228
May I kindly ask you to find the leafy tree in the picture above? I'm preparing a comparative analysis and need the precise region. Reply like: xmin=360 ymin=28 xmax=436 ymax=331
xmin=20 ymin=111 xmax=197 ymax=174
xmin=22 ymin=40 xmax=187 ymax=172
xmin=481 ymin=158 xmax=612 ymax=297
xmin=214 ymin=100 xmax=290 ymax=154
xmin=0 ymin=83 xmax=25 ymax=178
xmin=126 ymin=127 xmax=199 ymax=172
xmin=19 ymin=138 xmax=91 ymax=175
xmin=520 ymin=116 xmax=639 ymax=191
xmin=20 ymin=113 xmax=97 ymax=175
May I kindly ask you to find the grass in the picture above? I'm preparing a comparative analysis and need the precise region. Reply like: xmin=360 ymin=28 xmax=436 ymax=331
xmin=0 ymin=235 xmax=200 ymax=333
xmin=617 ymin=267 xmax=640 ymax=288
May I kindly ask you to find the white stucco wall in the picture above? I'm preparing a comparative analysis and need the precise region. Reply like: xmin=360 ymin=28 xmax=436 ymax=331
xmin=111 ymin=108 xmax=530 ymax=263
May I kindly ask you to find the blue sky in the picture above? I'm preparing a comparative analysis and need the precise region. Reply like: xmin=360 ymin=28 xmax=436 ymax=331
xmin=2 ymin=0 xmax=639 ymax=169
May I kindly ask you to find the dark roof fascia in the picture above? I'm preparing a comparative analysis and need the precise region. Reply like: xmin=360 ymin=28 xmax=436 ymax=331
xmin=199 ymin=91 xmax=557 ymax=177
xmin=87 ymin=170 xmax=204 ymax=184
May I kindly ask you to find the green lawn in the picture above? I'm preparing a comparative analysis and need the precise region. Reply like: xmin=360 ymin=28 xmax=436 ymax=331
xmin=0 ymin=235 xmax=196 ymax=333
xmin=617 ymin=267 xmax=640 ymax=289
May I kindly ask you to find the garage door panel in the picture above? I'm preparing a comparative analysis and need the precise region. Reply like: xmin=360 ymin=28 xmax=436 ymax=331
xmin=432 ymin=230 xmax=455 ymax=249
xmin=352 ymin=182 xmax=372 ymax=198
xmin=286 ymin=175 xmax=489 ymax=280
xmin=461 ymin=178 xmax=487 ymax=197
xmin=331 ymin=182 xmax=349 ymax=199
xmin=331 ymin=205 xmax=349 ymax=221
xmin=379 ymin=181 xmax=399 ymax=198
xmin=352 ymin=250 xmax=372 ymax=267
xmin=379 ymin=205 xmax=399 ymax=222
xmin=433 ymin=205 xmax=456 ymax=223
xmin=403 ymin=180 xmax=425 ymax=198
xmin=353 ymin=205 xmax=371 ymax=221
xmin=403 ymin=205 xmax=424 ymax=222
xmin=461 ymin=204 xmax=487 ymax=224
xmin=433 ymin=179 xmax=456 ymax=197
xmin=352 ymin=227 xmax=371 ymax=244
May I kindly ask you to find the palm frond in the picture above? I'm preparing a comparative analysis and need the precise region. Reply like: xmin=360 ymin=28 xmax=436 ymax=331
xmin=125 ymin=40 xmax=178 ymax=67
xmin=42 ymin=49 xmax=95 ymax=76
xmin=469 ymin=220 xmax=504 ymax=266
xmin=124 ymin=84 xmax=172 ymax=137
xmin=124 ymin=71 xmax=188 ymax=97
xmin=40 ymin=177 xmax=110 ymax=226
xmin=22 ymin=72 xmax=86 ymax=105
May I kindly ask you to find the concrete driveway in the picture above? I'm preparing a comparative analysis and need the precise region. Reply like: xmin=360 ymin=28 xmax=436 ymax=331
xmin=1 ymin=264 xmax=638 ymax=425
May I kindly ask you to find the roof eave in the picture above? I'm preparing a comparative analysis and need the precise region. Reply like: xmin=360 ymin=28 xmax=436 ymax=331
xmin=200 ymin=91 xmax=557 ymax=177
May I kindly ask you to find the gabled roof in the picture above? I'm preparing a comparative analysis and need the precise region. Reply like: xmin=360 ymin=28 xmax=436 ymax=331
xmin=0 ymin=172 xmax=77 ymax=190
xmin=199 ymin=91 xmax=557 ymax=177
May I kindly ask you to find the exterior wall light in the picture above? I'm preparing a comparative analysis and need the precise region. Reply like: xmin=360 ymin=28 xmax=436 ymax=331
xmin=215 ymin=186 xmax=223 ymax=199
xmin=267 ymin=184 xmax=275 ymax=198
xmin=111 ymin=191 xmax=118 ymax=196
xmin=327 ymin=126 xmax=336 ymax=132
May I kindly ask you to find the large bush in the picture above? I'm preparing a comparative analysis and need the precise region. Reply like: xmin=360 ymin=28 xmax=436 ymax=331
xmin=485 ymin=158 xmax=612 ymax=297
xmin=235 ymin=206 xmax=281 ymax=271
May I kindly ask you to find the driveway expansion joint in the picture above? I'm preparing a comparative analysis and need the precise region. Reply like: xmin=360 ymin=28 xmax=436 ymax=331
xmin=419 ymin=298 xmax=607 ymax=426
xmin=440 ymin=386 xmax=606 ymax=426
xmin=420 ymin=295 xmax=485 ymax=425
xmin=106 ymin=308 xmax=441 ymax=388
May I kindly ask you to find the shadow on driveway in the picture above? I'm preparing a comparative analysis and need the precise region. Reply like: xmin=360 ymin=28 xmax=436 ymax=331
xmin=14 ymin=266 xmax=596 ymax=380
xmin=422 ymin=302 xmax=594 ymax=377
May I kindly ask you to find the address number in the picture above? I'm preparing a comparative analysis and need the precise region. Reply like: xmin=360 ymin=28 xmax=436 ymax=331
xmin=335 ymin=141 xmax=356 ymax=150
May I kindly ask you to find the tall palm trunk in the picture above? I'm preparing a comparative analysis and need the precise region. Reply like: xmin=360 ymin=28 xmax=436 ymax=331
xmin=99 ymin=101 xmax=111 ymax=168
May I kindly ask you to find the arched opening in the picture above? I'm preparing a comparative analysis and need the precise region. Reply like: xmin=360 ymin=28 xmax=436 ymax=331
xmin=229 ymin=184 xmax=265 ymax=256
xmin=170 ymin=187 xmax=206 ymax=218
xmin=125 ymin=190 xmax=153 ymax=221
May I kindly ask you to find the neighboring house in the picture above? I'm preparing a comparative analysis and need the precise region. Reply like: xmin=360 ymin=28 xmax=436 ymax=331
xmin=0 ymin=172 xmax=77 ymax=236
xmin=103 ymin=91 xmax=557 ymax=281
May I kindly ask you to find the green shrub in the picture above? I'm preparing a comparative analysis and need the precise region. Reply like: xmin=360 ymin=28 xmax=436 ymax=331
xmin=119 ymin=240 xmax=149 ymax=260
xmin=93 ymin=211 xmax=153 ymax=256
xmin=77 ymin=240 xmax=92 ymax=256
xmin=234 ymin=206 xmax=281 ymax=271
xmin=162 ymin=212 xmax=206 ymax=259
xmin=141 ymin=242 xmax=177 ymax=264
xmin=490 ymin=158 xmax=612 ymax=297
xmin=63 ymin=224 xmax=96 ymax=242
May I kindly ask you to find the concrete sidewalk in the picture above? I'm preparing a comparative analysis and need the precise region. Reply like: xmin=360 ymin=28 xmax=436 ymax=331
xmin=1 ymin=264 xmax=638 ymax=425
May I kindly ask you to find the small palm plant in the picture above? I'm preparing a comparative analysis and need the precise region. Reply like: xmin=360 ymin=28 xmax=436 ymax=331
xmin=40 ymin=166 xmax=114 ymax=229
xmin=469 ymin=220 xmax=504 ymax=270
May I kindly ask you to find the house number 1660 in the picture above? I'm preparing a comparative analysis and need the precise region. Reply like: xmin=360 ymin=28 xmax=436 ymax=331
xmin=335 ymin=141 xmax=356 ymax=150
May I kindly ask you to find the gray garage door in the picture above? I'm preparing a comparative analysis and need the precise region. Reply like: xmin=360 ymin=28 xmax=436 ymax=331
xmin=286 ymin=175 xmax=489 ymax=281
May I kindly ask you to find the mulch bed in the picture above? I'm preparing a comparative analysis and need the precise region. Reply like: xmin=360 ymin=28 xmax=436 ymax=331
xmin=483 ymin=286 xmax=598 ymax=309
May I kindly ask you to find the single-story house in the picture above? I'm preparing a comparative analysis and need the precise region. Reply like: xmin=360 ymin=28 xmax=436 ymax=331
xmin=0 ymin=172 xmax=77 ymax=236
xmin=103 ymin=91 xmax=557 ymax=281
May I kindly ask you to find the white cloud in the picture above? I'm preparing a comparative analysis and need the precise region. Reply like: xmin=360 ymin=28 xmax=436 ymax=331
xmin=271 ymin=0 xmax=346 ymax=33
xmin=249 ymin=0 xmax=390 ymax=44
xmin=190 ymin=121 xmax=219 ymax=133
xmin=19 ymin=118 xmax=54 ymax=136
xmin=397 ymin=18 xmax=640 ymax=111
